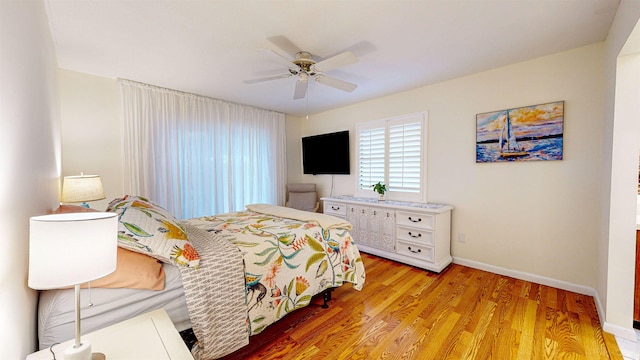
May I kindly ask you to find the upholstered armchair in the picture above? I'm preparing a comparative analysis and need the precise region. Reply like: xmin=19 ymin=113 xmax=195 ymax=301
xmin=285 ymin=183 xmax=319 ymax=212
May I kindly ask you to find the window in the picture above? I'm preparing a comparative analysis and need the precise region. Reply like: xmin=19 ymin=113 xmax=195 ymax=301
xmin=356 ymin=112 xmax=427 ymax=202
xmin=119 ymin=80 xmax=287 ymax=219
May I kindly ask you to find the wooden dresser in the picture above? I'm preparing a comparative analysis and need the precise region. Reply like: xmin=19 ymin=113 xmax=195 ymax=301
xmin=322 ymin=196 xmax=453 ymax=273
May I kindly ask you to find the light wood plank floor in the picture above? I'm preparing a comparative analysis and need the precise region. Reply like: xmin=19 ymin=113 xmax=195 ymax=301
xmin=220 ymin=253 xmax=623 ymax=360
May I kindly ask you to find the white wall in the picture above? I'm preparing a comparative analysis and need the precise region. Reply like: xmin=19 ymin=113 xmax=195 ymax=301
xmin=600 ymin=0 xmax=640 ymax=339
xmin=58 ymin=70 xmax=122 ymax=210
xmin=288 ymin=43 xmax=606 ymax=289
xmin=0 ymin=1 xmax=61 ymax=357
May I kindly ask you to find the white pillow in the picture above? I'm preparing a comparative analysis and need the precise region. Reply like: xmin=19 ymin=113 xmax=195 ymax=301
xmin=107 ymin=196 xmax=200 ymax=268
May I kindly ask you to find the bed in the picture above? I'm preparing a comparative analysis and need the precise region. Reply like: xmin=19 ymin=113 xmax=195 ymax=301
xmin=37 ymin=196 xmax=366 ymax=359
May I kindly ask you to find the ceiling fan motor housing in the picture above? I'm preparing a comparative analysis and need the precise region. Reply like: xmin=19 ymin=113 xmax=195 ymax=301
xmin=293 ymin=51 xmax=316 ymax=74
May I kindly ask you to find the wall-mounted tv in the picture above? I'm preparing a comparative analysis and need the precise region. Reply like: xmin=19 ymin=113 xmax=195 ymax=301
xmin=302 ymin=130 xmax=350 ymax=175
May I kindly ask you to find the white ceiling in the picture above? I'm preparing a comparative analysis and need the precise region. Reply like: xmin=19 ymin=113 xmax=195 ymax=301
xmin=45 ymin=0 xmax=620 ymax=117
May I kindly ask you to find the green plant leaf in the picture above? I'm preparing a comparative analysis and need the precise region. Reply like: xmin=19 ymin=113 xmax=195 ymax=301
xmin=278 ymin=234 xmax=295 ymax=245
xmin=288 ymin=278 xmax=295 ymax=295
xmin=306 ymin=235 xmax=324 ymax=252
xmin=315 ymin=259 xmax=328 ymax=278
xmin=252 ymin=324 xmax=266 ymax=333
xmin=122 ymin=222 xmax=152 ymax=237
xmin=305 ymin=253 xmax=325 ymax=272
xmin=230 ymin=241 xmax=259 ymax=247
xmin=295 ymin=295 xmax=312 ymax=309
xmin=283 ymin=260 xmax=300 ymax=270
xmin=255 ymin=247 xmax=277 ymax=257
xmin=255 ymin=251 xmax=279 ymax=266
xmin=282 ymin=249 xmax=301 ymax=260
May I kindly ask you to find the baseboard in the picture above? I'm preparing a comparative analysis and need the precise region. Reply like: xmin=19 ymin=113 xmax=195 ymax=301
xmin=452 ymin=257 xmax=596 ymax=296
xmin=452 ymin=256 xmax=640 ymax=341
xmin=604 ymin=321 xmax=637 ymax=341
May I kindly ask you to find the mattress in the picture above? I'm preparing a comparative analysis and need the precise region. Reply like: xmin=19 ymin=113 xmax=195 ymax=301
xmin=37 ymin=262 xmax=191 ymax=350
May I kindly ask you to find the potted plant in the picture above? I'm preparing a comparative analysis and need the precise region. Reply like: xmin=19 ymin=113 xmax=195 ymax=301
xmin=371 ymin=182 xmax=387 ymax=201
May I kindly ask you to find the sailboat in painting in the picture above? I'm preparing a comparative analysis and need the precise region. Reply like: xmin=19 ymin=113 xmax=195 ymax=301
xmin=498 ymin=111 xmax=528 ymax=158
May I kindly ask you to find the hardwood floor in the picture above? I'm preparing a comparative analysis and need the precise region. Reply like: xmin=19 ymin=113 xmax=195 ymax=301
xmin=220 ymin=253 xmax=623 ymax=360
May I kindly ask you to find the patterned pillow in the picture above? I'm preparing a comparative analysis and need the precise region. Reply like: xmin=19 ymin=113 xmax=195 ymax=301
xmin=106 ymin=195 xmax=200 ymax=268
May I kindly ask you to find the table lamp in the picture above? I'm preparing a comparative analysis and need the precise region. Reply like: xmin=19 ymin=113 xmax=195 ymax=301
xmin=61 ymin=174 xmax=106 ymax=208
xmin=29 ymin=212 xmax=118 ymax=360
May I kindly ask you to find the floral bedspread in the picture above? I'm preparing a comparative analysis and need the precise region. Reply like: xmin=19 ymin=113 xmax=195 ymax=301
xmin=185 ymin=208 xmax=365 ymax=335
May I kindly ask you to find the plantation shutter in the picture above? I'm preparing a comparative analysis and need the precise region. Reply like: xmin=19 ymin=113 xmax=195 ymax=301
xmin=358 ymin=125 xmax=386 ymax=191
xmin=388 ymin=118 xmax=422 ymax=193
xmin=356 ymin=112 xmax=427 ymax=202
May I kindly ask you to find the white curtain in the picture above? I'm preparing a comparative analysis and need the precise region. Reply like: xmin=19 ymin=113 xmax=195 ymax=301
xmin=118 ymin=80 xmax=287 ymax=219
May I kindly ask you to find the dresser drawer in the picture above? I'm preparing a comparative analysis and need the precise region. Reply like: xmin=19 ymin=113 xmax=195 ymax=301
xmin=324 ymin=201 xmax=347 ymax=217
xmin=395 ymin=211 xmax=434 ymax=230
xmin=396 ymin=226 xmax=434 ymax=246
xmin=396 ymin=240 xmax=434 ymax=262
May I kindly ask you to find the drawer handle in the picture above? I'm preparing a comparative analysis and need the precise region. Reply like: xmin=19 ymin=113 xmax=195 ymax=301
xmin=331 ymin=206 xmax=340 ymax=211
xmin=408 ymin=217 xmax=422 ymax=223
xmin=373 ymin=210 xmax=377 ymax=215
xmin=408 ymin=246 xmax=421 ymax=254
xmin=408 ymin=232 xmax=422 ymax=238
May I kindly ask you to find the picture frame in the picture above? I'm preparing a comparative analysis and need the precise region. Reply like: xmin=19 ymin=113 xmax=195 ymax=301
xmin=476 ymin=101 xmax=564 ymax=163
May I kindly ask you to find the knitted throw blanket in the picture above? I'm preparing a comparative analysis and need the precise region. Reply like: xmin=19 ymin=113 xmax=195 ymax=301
xmin=178 ymin=224 xmax=248 ymax=359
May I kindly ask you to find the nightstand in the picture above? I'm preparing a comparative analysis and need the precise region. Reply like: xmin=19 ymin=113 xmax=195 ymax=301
xmin=27 ymin=308 xmax=194 ymax=360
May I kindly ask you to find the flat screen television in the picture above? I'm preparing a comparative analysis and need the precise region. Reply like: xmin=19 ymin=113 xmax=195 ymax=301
xmin=302 ymin=130 xmax=350 ymax=175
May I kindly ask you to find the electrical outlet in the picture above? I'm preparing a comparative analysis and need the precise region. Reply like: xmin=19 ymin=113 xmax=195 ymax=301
xmin=458 ymin=233 xmax=466 ymax=243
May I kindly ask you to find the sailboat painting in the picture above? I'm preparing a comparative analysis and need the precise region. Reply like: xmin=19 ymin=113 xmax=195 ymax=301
xmin=476 ymin=101 xmax=564 ymax=163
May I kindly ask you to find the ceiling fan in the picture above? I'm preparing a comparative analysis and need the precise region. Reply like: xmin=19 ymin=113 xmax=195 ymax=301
xmin=244 ymin=47 xmax=359 ymax=100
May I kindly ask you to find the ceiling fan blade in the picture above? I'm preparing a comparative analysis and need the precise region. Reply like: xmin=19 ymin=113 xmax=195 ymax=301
xmin=314 ymin=74 xmax=357 ymax=92
xmin=259 ymin=48 xmax=295 ymax=68
xmin=267 ymin=36 xmax=302 ymax=58
xmin=244 ymin=73 xmax=292 ymax=84
xmin=313 ymin=51 xmax=358 ymax=72
xmin=293 ymin=75 xmax=308 ymax=100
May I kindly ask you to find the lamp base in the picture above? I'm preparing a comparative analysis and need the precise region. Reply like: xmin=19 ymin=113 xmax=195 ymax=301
xmin=63 ymin=340 xmax=106 ymax=360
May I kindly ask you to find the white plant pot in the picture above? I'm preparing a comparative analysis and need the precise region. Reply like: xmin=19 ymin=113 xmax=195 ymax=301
xmin=378 ymin=193 xmax=385 ymax=201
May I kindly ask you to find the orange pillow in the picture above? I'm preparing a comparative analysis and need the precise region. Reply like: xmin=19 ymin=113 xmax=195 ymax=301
xmin=53 ymin=205 xmax=166 ymax=290
xmin=83 ymin=247 xmax=165 ymax=290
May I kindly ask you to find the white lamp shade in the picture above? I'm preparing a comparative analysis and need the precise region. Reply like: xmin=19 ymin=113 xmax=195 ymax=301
xmin=61 ymin=175 xmax=106 ymax=203
xmin=28 ymin=212 xmax=118 ymax=290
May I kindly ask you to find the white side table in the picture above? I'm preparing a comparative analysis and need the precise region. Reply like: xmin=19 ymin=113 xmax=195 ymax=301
xmin=27 ymin=308 xmax=194 ymax=360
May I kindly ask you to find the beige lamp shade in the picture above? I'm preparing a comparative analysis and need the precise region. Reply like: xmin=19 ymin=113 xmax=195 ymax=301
xmin=28 ymin=212 xmax=118 ymax=289
xmin=61 ymin=174 xmax=106 ymax=203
